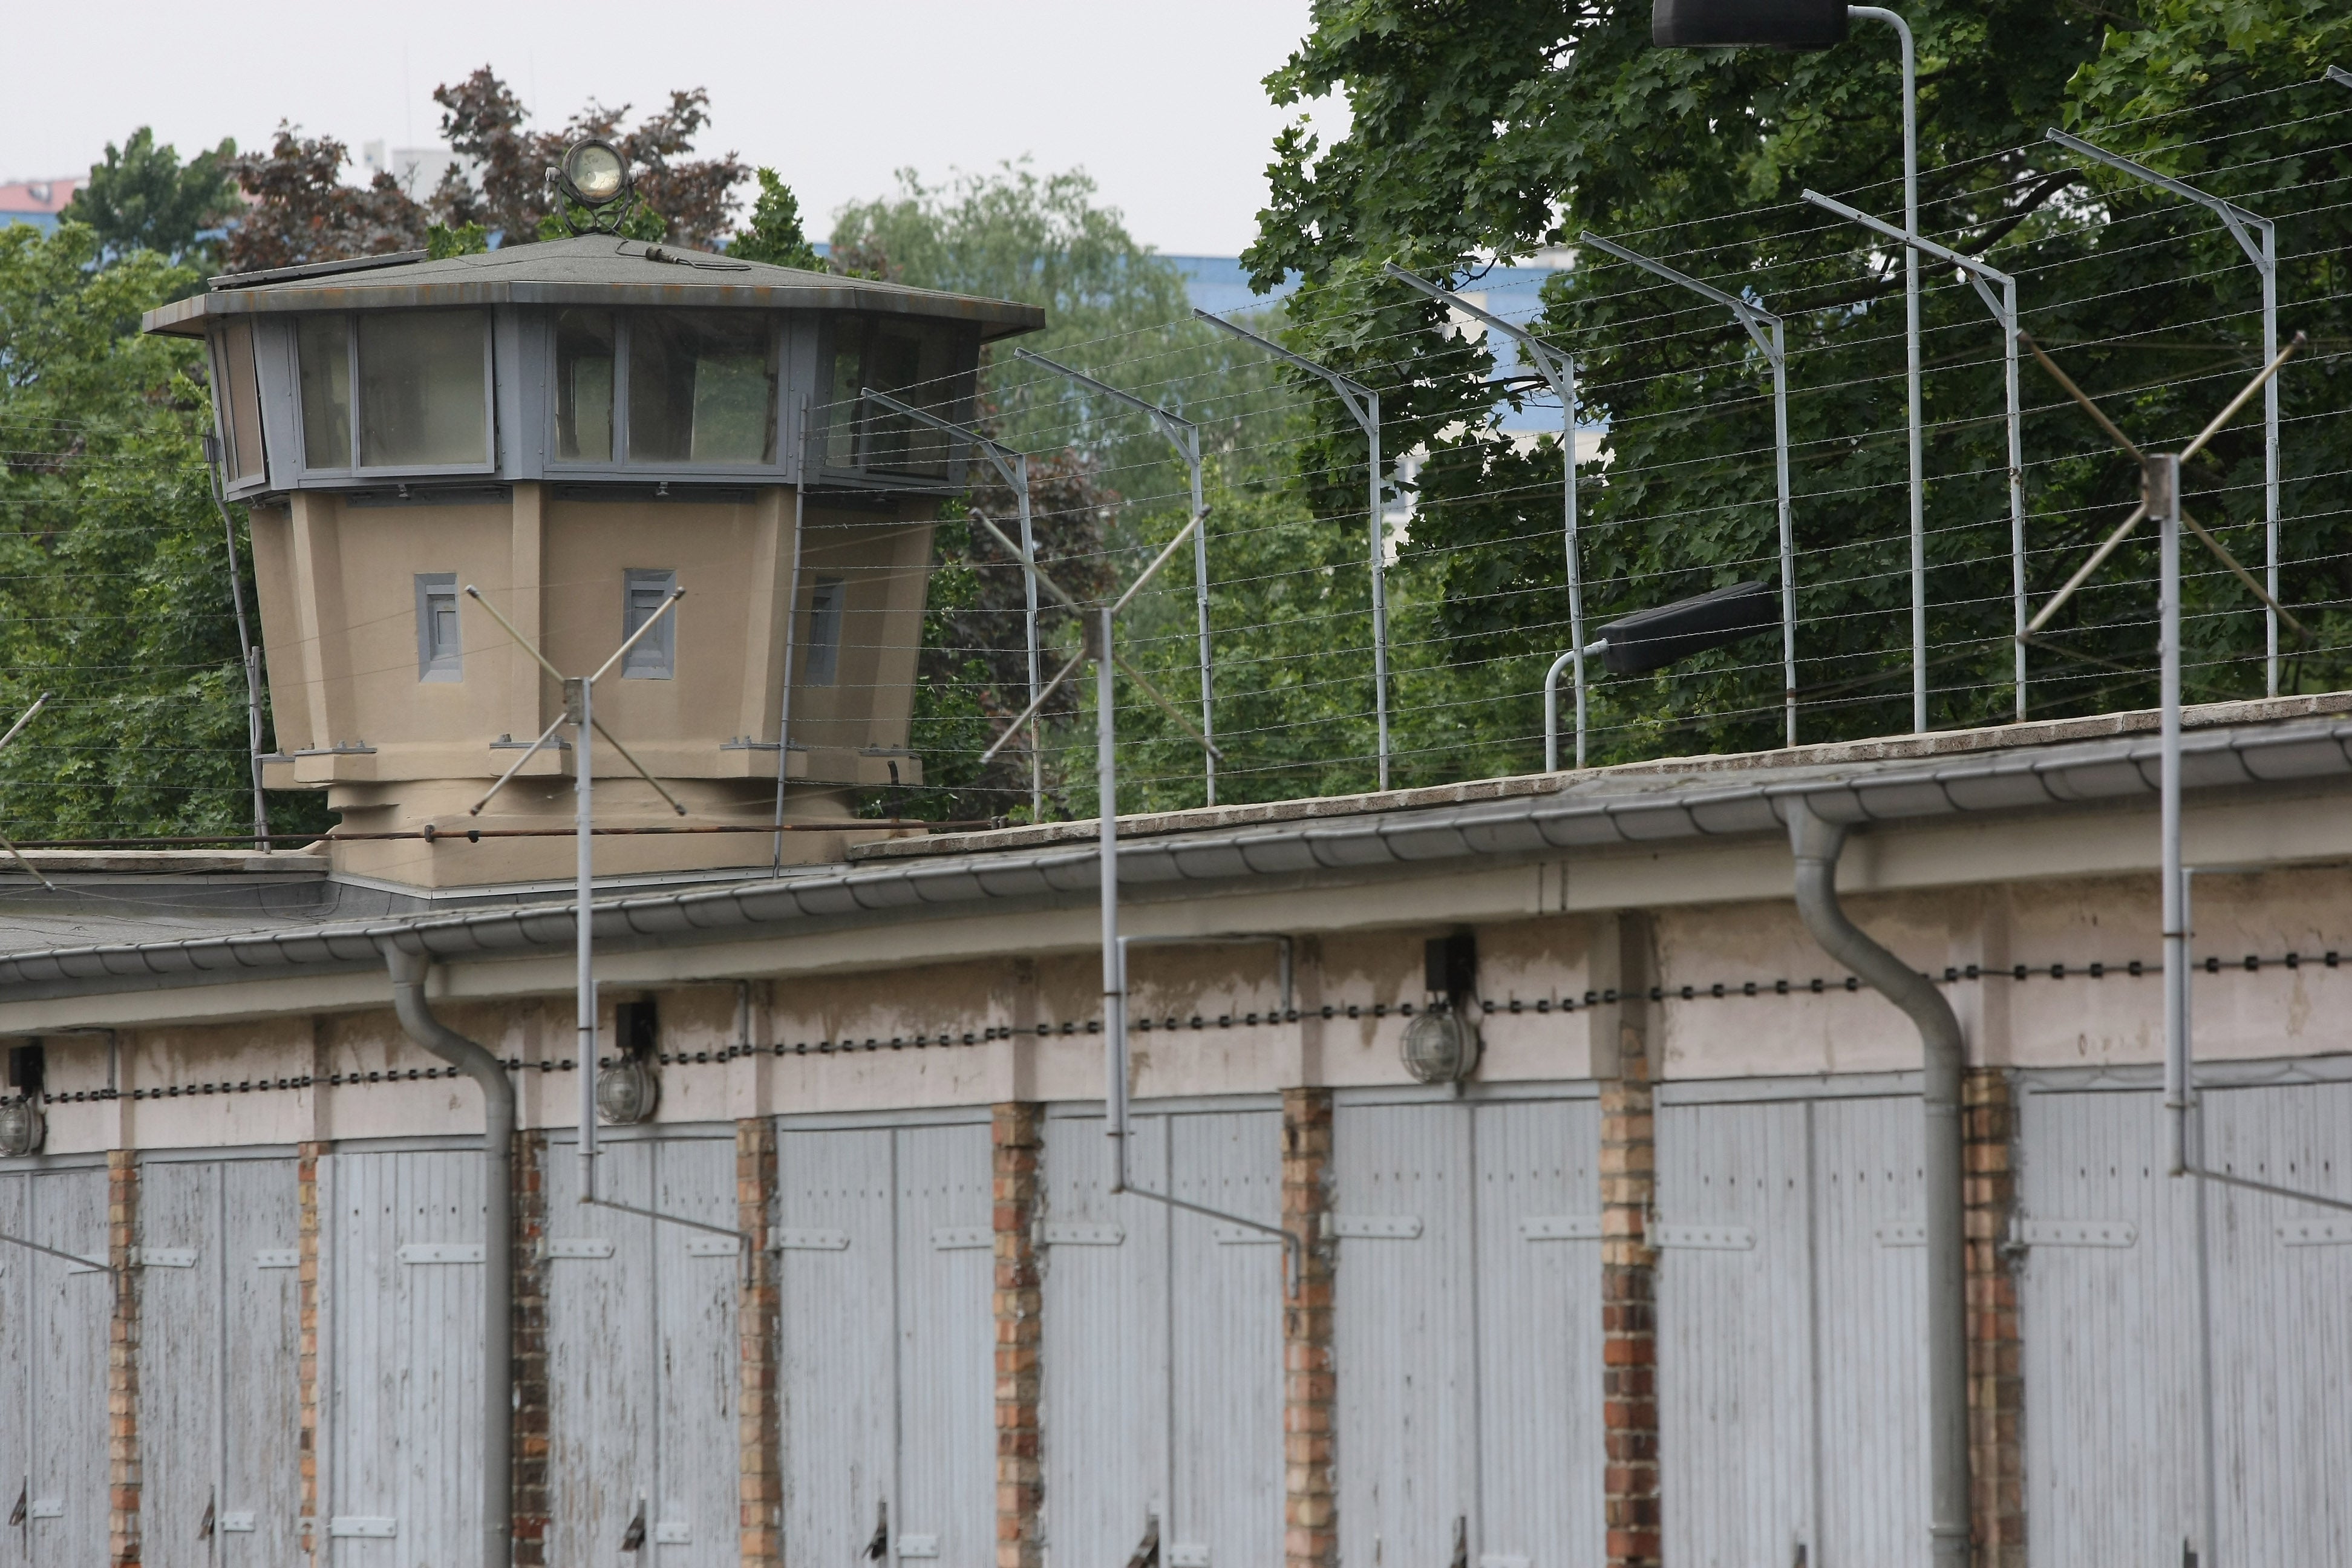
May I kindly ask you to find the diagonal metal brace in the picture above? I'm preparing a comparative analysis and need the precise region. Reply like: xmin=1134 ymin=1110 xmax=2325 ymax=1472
xmin=970 ymin=511 xmax=1081 ymax=610
xmin=1113 ymin=654 xmax=1226 ymax=762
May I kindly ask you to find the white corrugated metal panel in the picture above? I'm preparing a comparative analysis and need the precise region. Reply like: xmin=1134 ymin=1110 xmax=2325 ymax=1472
xmin=1043 ymin=1112 xmax=1171 ymax=1566
xmin=0 ymin=1174 xmax=21 ymax=1552
xmin=23 ymin=1168 xmax=109 ymax=1568
xmin=329 ymin=1149 xmax=485 ymax=1567
xmin=220 ymin=1157 xmax=302 ymax=1567
xmin=893 ymin=1123 xmax=995 ymax=1568
xmin=1473 ymin=1099 xmax=1606 ymax=1568
xmin=1809 ymin=1097 xmax=1926 ymax=1565
xmin=139 ymin=1160 xmax=221 ymax=1568
xmin=1168 ymin=1109 xmax=1284 ymax=1568
xmin=1658 ymin=1099 xmax=1814 ymax=1568
xmin=652 ymin=1137 xmax=740 ymax=1568
xmin=544 ymin=1142 xmax=655 ymax=1565
xmin=2202 ymin=1080 xmax=2352 ymax=1562
xmin=0 ymin=1168 xmax=109 ymax=1568
xmin=1049 ymin=1109 xmax=1166 ymax=1561
xmin=2018 ymin=1087 xmax=2202 ymax=1567
xmin=776 ymin=1128 xmax=895 ymax=1563
xmin=2022 ymin=1080 xmax=2352 ymax=1566
xmin=1334 ymin=1100 xmax=1476 ymax=1568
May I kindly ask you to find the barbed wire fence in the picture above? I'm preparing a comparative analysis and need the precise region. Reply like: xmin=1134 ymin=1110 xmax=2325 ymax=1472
xmin=2 ymin=79 xmax=2347 ymax=841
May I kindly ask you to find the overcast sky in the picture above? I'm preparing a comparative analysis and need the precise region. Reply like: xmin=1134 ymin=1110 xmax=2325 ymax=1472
xmin=11 ymin=0 xmax=1338 ymax=255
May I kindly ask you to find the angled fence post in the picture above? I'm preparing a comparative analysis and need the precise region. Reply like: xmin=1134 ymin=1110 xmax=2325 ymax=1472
xmin=1385 ymin=263 xmax=1592 ymax=768
xmin=1805 ymin=191 xmax=2028 ymax=721
xmin=1579 ymin=232 xmax=1798 ymax=749
xmin=1193 ymin=310 xmax=1393 ymax=790
xmin=1016 ymin=350 xmax=1218 ymax=805
xmin=865 ymin=388 xmax=1044 ymax=818
xmin=2049 ymin=128 xmax=2282 ymax=696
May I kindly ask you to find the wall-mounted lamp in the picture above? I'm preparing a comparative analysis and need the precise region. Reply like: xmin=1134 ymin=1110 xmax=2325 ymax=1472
xmin=1402 ymin=933 xmax=1481 ymax=1085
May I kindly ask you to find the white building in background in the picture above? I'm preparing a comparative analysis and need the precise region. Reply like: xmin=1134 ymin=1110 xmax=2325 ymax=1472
xmin=360 ymin=140 xmax=482 ymax=198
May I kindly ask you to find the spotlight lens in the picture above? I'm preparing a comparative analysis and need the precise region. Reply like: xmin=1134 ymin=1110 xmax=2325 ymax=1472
xmin=566 ymin=142 xmax=627 ymax=204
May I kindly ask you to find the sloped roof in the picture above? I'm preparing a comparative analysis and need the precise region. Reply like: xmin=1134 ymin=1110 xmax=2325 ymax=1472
xmin=142 ymin=234 xmax=1046 ymax=341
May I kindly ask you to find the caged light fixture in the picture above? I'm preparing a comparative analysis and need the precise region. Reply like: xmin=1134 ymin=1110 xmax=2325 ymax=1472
xmin=1400 ymin=932 xmax=1482 ymax=1086
xmin=547 ymin=137 xmax=637 ymax=235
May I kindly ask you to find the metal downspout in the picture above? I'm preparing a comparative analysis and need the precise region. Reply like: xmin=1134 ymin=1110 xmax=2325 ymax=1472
xmin=384 ymin=944 xmax=514 ymax=1568
xmin=1786 ymin=799 xmax=1967 ymax=1568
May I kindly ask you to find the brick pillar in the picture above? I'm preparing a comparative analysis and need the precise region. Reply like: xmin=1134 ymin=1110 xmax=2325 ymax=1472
xmin=1282 ymin=1088 xmax=1337 ymax=1568
xmin=107 ymin=1150 xmax=140 ymax=1567
xmin=297 ymin=1141 xmax=325 ymax=1557
xmin=1964 ymin=1070 xmax=2024 ymax=1568
xmin=992 ymin=1103 xmax=1044 ymax=1568
xmin=738 ymin=1117 xmax=782 ymax=1566
xmin=1601 ymin=918 xmax=1661 ymax=1568
xmin=511 ymin=1132 xmax=551 ymax=1567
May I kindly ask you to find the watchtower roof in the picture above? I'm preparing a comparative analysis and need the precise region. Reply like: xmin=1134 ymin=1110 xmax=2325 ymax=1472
xmin=142 ymin=234 xmax=1047 ymax=341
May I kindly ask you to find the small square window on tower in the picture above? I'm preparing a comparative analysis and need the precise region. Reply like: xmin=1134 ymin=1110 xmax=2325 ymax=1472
xmin=624 ymin=569 xmax=678 ymax=679
xmin=803 ymin=577 xmax=846 ymax=687
xmin=415 ymin=573 xmax=462 ymax=681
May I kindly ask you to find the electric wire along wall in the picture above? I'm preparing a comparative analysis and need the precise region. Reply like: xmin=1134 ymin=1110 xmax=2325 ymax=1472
xmin=2 ymin=80 xmax=2349 ymax=841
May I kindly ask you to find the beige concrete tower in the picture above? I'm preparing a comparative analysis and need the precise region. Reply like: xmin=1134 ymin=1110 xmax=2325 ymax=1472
xmin=147 ymin=237 xmax=1041 ymax=887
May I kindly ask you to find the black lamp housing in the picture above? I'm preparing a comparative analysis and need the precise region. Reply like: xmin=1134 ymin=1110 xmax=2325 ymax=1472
xmin=555 ymin=138 xmax=633 ymax=211
xmin=1597 ymin=580 xmax=1777 ymax=675
xmin=1652 ymin=0 xmax=1849 ymax=49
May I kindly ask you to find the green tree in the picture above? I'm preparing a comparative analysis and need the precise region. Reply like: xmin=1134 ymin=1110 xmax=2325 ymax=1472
xmin=0 ymin=221 xmax=316 ymax=839
xmin=729 ymin=169 xmax=823 ymax=270
xmin=1246 ymin=0 xmax=2352 ymax=779
xmin=831 ymin=164 xmax=1300 ymax=818
xmin=64 ymin=128 xmax=240 ymax=269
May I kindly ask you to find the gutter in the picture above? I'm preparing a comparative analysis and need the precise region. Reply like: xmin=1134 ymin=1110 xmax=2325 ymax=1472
xmin=4 ymin=715 xmax=2350 ymax=1001
xmin=383 ymin=946 xmax=514 ymax=1568
xmin=1788 ymin=800 xmax=1968 ymax=1566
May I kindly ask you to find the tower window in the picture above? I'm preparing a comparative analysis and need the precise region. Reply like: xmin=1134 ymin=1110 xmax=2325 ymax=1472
xmin=803 ymin=577 xmax=846 ymax=687
xmin=415 ymin=573 xmax=462 ymax=682
xmin=624 ymin=569 xmax=678 ymax=679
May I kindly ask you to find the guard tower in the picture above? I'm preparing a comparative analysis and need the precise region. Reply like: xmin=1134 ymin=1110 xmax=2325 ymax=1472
xmin=144 ymin=212 xmax=1042 ymax=887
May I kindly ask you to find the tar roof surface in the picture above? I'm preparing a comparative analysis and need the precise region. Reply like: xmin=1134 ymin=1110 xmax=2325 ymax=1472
xmin=143 ymin=234 xmax=1047 ymax=341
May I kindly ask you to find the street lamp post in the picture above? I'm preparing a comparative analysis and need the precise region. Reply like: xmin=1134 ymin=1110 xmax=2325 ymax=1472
xmin=1654 ymin=1 xmax=1925 ymax=730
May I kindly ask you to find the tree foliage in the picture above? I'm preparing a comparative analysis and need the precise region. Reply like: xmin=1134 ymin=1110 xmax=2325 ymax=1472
xmin=221 ymin=128 xmax=430 ymax=273
xmin=0 ymin=223 xmax=316 ymax=838
xmin=219 ymin=67 xmax=750 ymax=273
xmin=728 ymin=169 xmax=823 ymax=270
xmin=1243 ymin=0 xmax=2352 ymax=780
xmin=62 ymin=128 xmax=240 ymax=269
xmin=838 ymin=166 xmax=1311 ymax=819
xmin=429 ymin=67 xmax=748 ymax=249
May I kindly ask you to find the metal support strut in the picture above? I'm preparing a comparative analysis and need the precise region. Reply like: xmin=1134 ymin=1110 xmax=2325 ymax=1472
xmin=1579 ymin=232 xmax=1798 ymax=748
xmin=1386 ymin=264 xmax=1590 ymax=766
xmin=1015 ymin=350 xmax=1218 ymax=806
xmin=1803 ymin=189 xmax=2030 ymax=720
xmin=1194 ymin=309 xmax=1393 ymax=790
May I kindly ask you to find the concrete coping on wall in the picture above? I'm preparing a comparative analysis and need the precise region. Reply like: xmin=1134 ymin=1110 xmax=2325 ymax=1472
xmin=858 ymin=690 xmax=2352 ymax=862
xmin=3 ymin=699 xmax=2352 ymax=1003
